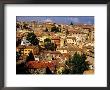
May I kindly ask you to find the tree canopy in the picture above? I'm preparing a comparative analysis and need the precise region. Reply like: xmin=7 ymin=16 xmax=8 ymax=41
xmin=23 ymin=23 xmax=29 ymax=29
xmin=44 ymin=38 xmax=51 ymax=43
xmin=16 ymin=50 xmax=21 ymax=61
xmin=16 ymin=23 xmax=20 ymax=29
xmin=44 ymin=42 xmax=57 ymax=51
xmin=16 ymin=38 xmax=21 ymax=47
xmin=26 ymin=51 xmax=35 ymax=62
xmin=44 ymin=38 xmax=57 ymax=51
xmin=63 ymin=52 xmax=89 ymax=74
xmin=46 ymin=67 xmax=52 ymax=74
xmin=16 ymin=63 xmax=30 ymax=74
xmin=26 ymin=33 xmax=39 ymax=45
xmin=70 ymin=22 xmax=73 ymax=25
xmin=51 ymin=26 xmax=60 ymax=32
xmin=45 ymin=28 xmax=48 ymax=32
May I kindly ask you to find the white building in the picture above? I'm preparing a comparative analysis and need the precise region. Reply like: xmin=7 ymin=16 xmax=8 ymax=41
xmin=21 ymin=37 xmax=31 ymax=46
xmin=34 ymin=55 xmax=40 ymax=61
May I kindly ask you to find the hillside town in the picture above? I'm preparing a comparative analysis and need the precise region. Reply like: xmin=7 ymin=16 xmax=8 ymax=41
xmin=16 ymin=17 xmax=94 ymax=74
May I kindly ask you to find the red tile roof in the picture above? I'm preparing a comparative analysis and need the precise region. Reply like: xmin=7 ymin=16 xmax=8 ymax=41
xmin=51 ymin=36 xmax=60 ymax=40
xmin=68 ymin=30 xmax=86 ymax=34
xmin=26 ymin=60 xmax=57 ymax=69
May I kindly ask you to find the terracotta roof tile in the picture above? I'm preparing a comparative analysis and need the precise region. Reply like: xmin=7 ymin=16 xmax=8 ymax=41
xmin=27 ymin=60 xmax=57 ymax=69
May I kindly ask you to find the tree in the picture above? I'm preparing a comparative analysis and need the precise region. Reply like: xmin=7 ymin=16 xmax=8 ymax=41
xmin=16 ymin=23 xmax=20 ymax=29
xmin=23 ymin=23 xmax=29 ymax=29
xmin=16 ymin=38 xmax=21 ymax=47
xmin=26 ymin=51 xmax=35 ymax=62
xmin=45 ymin=28 xmax=48 ymax=32
xmin=51 ymin=26 xmax=60 ymax=32
xmin=44 ymin=42 xmax=56 ymax=51
xmin=44 ymin=38 xmax=51 ymax=43
xmin=54 ymin=43 xmax=57 ymax=51
xmin=70 ymin=22 xmax=73 ymax=25
xmin=16 ymin=50 xmax=22 ymax=61
xmin=16 ymin=63 xmax=30 ymax=74
xmin=62 ymin=58 xmax=72 ymax=74
xmin=26 ymin=33 xmax=39 ymax=45
xmin=51 ymin=43 xmax=56 ymax=51
xmin=46 ymin=67 xmax=52 ymax=74
xmin=44 ymin=38 xmax=57 ymax=51
xmin=81 ymin=53 xmax=87 ymax=62
xmin=62 ymin=67 xmax=70 ymax=74
xmin=71 ymin=52 xmax=89 ymax=74
xmin=64 ymin=52 xmax=89 ymax=74
xmin=16 ymin=51 xmax=20 ymax=60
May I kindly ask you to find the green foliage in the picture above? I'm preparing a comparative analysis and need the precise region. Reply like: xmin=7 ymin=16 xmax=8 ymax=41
xmin=26 ymin=51 xmax=35 ymax=62
xmin=62 ymin=67 xmax=70 ymax=74
xmin=16 ymin=52 xmax=20 ymax=60
xmin=16 ymin=38 xmax=21 ymax=47
xmin=81 ymin=53 xmax=87 ymax=61
xmin=46 ymin=67 xmax=52 ymax=74
xmin=44 ymin=38 xmax=57 ymax=51
xmin=44 ymin=42 xmax=57 ymax=51
xmin=64 ymin=52 xmax=89 ymax=74
xmin=51 ymin=26 xmax=60 ymax=32
xmin=27 ymin=33 xmax=39 ymax=45
xmin=71 ymin=53 xmax=89 ymax=74
xmin=23 ymin=23 xmax=29 ymax=29
xmin=16 ymin=23 xmax=20 ymax=28
xmin=70 ymin=22 xmax=73 ymax=25
xmin=16 ymin=50 xmax=22 ymax=61
xmin=66 ymin=30 xmax=69 ymax=35
xmin=16 ymin=63 xmax=30 ymax=74
xmin=44 ymin=38 xmax=51 ymax=43
xmin=45 ymin=28 xmax=48 ymax=32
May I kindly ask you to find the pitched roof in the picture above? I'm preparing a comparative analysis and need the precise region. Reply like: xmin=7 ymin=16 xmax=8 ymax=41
xmin=24 ymin=46 xmax=38 ymax=49
xmin=66 ymin=37 xmax=76 ymax=40
xmin=26 ymin=60 xmax=56 ymax=69
xmin=17 ymin=45 xmax=38 ymax=49
xmin=43 ymin=51 xmax=61 ymax=54
xmin=68 ymin=30 xmax=86 ymax=34
xmin=17 ymin=45 xmax=26 ymax=49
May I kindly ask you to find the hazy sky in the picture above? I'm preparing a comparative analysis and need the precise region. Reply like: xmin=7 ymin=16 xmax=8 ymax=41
xmin=16 ymin=16 xmax=94 ymax=24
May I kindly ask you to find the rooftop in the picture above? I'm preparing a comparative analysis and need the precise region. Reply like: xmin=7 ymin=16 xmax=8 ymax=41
xmin=26 ymin=60 xmax=56 ymax=69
